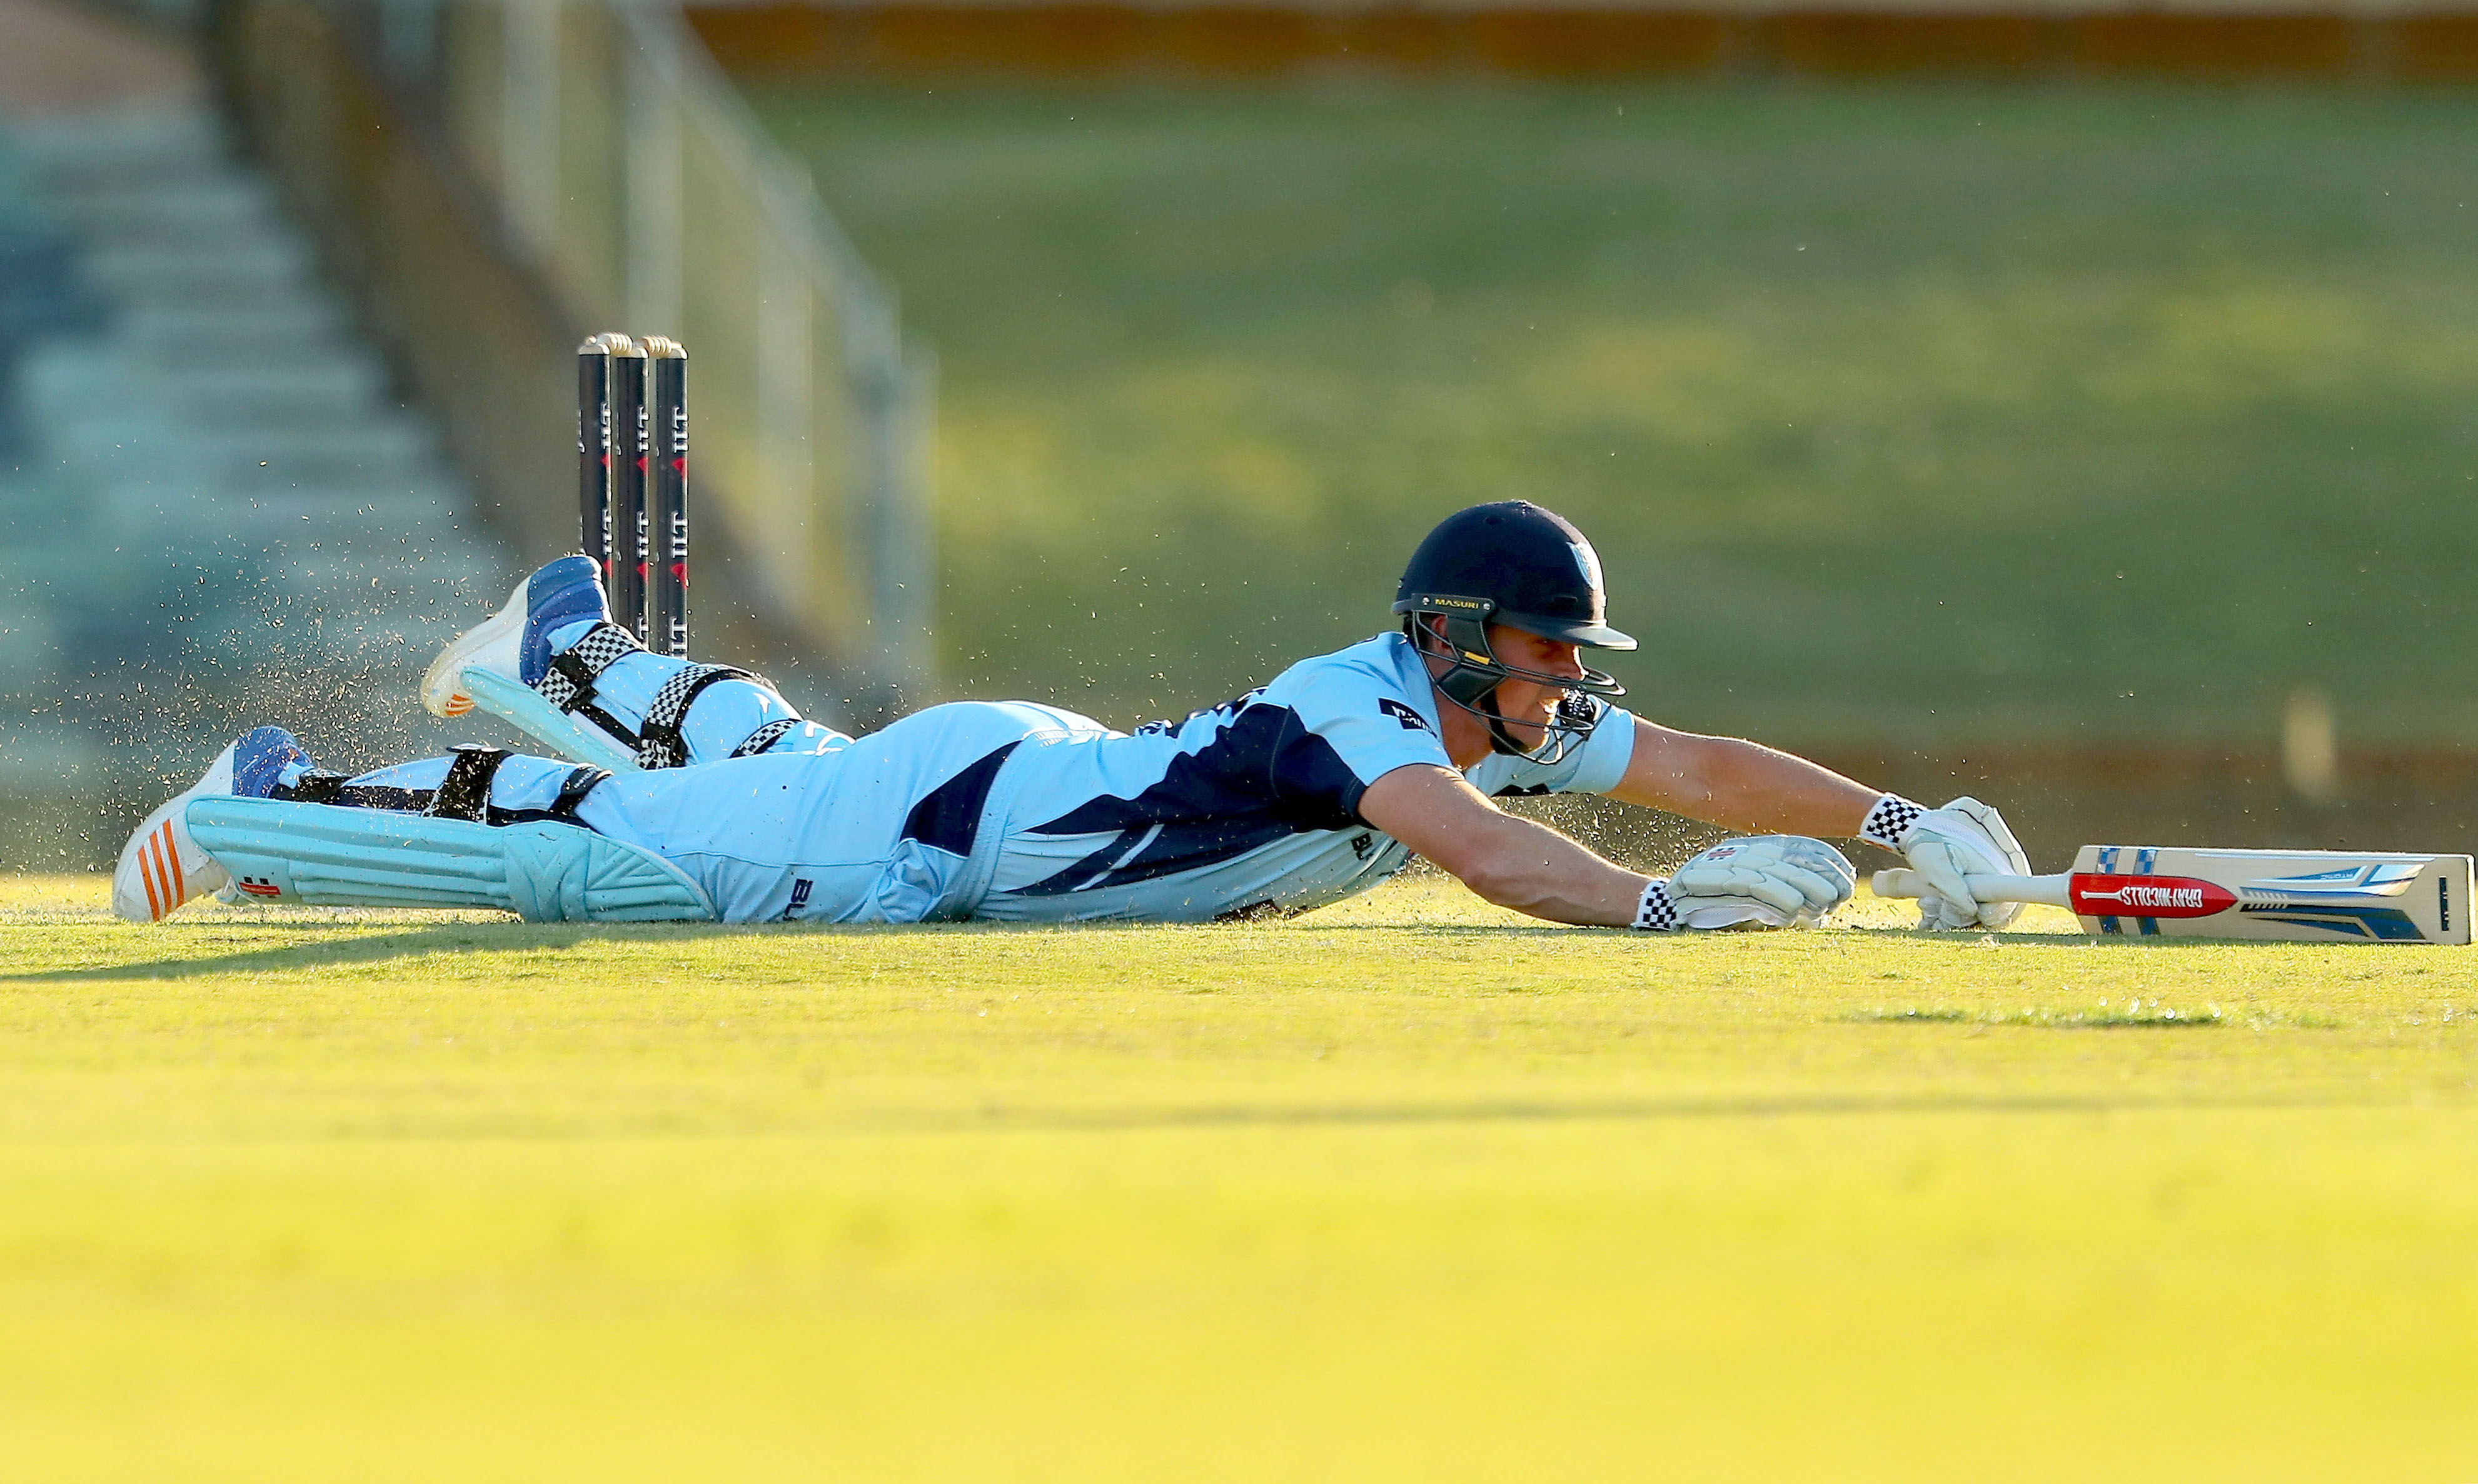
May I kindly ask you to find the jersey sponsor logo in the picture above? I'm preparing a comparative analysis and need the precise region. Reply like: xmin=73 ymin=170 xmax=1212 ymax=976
xmin=1378 ymin=698 xmax=1430 ymax=733
xmin=1350 ymin=832 xmax=1374 ymax=860
xmin=780 ymin=878 xmax=813 ymax=920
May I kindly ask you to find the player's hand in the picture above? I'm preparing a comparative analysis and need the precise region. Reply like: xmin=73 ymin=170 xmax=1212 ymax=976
xmin=1901 ymin=797 xmax=2030 ymax=930
xmin=1658 ymin=835 xmax=1856 ymax=930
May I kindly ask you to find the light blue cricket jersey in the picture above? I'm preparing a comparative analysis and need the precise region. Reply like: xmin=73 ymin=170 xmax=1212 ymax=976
xmin=575 ymin=633 xmax=1638 ymax=924
xmin=974 ymin=631 xmax=1639 ymax=922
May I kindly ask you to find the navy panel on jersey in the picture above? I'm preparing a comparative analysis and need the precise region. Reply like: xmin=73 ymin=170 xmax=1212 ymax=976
xmin=900 ymin=741 xmax=1020 ymax=858
xmin=1017 ymin=703 xmax=1362 ymax=895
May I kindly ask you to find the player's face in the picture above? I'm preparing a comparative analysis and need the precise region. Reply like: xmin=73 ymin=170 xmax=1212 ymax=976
xmin=1486 ymin=624 xmax=1585 ymax=748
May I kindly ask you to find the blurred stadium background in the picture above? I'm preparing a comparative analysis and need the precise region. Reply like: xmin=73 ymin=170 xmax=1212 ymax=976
xmin=6 ymin=0 xmax=2478 ymax=868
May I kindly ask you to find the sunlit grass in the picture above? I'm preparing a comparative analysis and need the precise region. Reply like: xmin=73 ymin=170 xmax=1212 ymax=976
xmin=4 ymin=871 xmax=2476 ymax=1480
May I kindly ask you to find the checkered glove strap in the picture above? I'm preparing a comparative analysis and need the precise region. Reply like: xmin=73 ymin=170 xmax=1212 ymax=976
xmin=1858 ymin=794 xmax=1926 ymax=852
xmin=535 ymin=622 xmax=643 ymax=713
xmin=1631 ymin=878 xmax=1679 ymax=933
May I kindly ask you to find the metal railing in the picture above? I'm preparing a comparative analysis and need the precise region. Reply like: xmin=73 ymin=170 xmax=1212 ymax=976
xmin=217 ymin=0 xmax=935 ymax=696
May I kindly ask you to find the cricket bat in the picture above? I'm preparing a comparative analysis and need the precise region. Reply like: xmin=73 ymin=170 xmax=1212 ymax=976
xmin=1870 ymin=846 xmax=2474 ymax=943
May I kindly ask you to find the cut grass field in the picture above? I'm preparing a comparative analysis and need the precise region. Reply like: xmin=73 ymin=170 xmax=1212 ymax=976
xmin=755 ymin=83 xmax=2478 ymax=746
xmin=5 ymin=872 xmax=2474 ymax=1480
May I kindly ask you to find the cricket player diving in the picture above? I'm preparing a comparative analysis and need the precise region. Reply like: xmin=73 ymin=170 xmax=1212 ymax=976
xmin=115 ymin=501 xmax=2029 ymax=933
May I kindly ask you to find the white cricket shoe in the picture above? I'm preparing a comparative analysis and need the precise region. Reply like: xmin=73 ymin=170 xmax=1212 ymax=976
xmin=417 ymin=554 xmax=643 ymax=773
xmin=421 ymin=553 xmax=611 ymax=719
xmin=112 ymin=726 xmax=313 ymax=923
xmin=420 ymin=571 xmax=523 ymax=719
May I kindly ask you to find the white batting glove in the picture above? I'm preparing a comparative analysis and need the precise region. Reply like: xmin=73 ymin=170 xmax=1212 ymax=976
xmin=1859 ymin=795 xmax=2032 ymax=930
xmin=1634 ymin=835 xmax=1856 ymax=931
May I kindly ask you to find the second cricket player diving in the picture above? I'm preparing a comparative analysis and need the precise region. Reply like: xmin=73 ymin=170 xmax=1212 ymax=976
xmin=114 ymin=501 xmax=2031 ymax=932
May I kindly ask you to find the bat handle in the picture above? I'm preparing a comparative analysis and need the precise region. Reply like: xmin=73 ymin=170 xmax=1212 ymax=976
xmin=1869 ymin=869 xmax=2073 ymax=909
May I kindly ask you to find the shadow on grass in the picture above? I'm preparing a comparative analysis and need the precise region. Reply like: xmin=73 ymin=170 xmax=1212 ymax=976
xmin=1 ymin=921 xmax=737 ymax=982
xmin=6 ymin=913 xmax=1595 ymax=981
xmin=3 ymin=918 xmax=1016 ymax=982
xmin=12 ymin=916 xmax=2277 ymax=983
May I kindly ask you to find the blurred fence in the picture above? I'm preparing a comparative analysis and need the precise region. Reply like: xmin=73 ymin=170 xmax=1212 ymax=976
xmin=690 ymin=4 xmax=2478 ymax=83
xmin=213 ymin=0 xmax=935 ymax=708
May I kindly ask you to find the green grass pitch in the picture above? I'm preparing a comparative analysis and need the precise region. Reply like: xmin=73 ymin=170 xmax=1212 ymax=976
xmin=4 ymin=873 xmax=2474 ymax=1479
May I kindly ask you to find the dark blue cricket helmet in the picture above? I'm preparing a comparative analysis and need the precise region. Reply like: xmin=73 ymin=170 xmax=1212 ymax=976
xmin=1393 ymin=501 xmax=1634 ymax=758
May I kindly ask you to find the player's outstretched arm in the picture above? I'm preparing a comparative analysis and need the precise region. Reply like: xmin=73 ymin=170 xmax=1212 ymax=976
xmin=1606 ymin=717 xmax=1881 ymax=837
xmin=1357 ymin=765 xmax=1852 ymax=930
xmin=1362 ymin=764 xmax=1647 ymax=925
xmin=1606 ymin=717 xmax=2032 ymax=930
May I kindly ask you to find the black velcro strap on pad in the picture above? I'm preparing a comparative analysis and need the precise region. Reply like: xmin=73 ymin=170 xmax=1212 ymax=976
xmin=731 ymin=717 xmax=801 ymax=759
xmin=274 ymin=770 xmax=350 ymax=805
xmin=480 ymin=766 xmax=614 ymax=828
xmin=537 ymin=622 xmax=643 ymax=713
xmin=550 ymin=766 xmax=612 ymax=820
xmin=336 ymin=785 xmax=431 ymax=812
xmin=635 ymin=663 xmax=761 ymax=770
xmin=545 ymin=650 xmax=599 ymax=706
xmin=425 ymin=745 xmax=510 ymax=822
xmin=274 ymin=771 xmax=430 ymax=813
xmin=575 ymin=704 xmax=643 ymax=751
